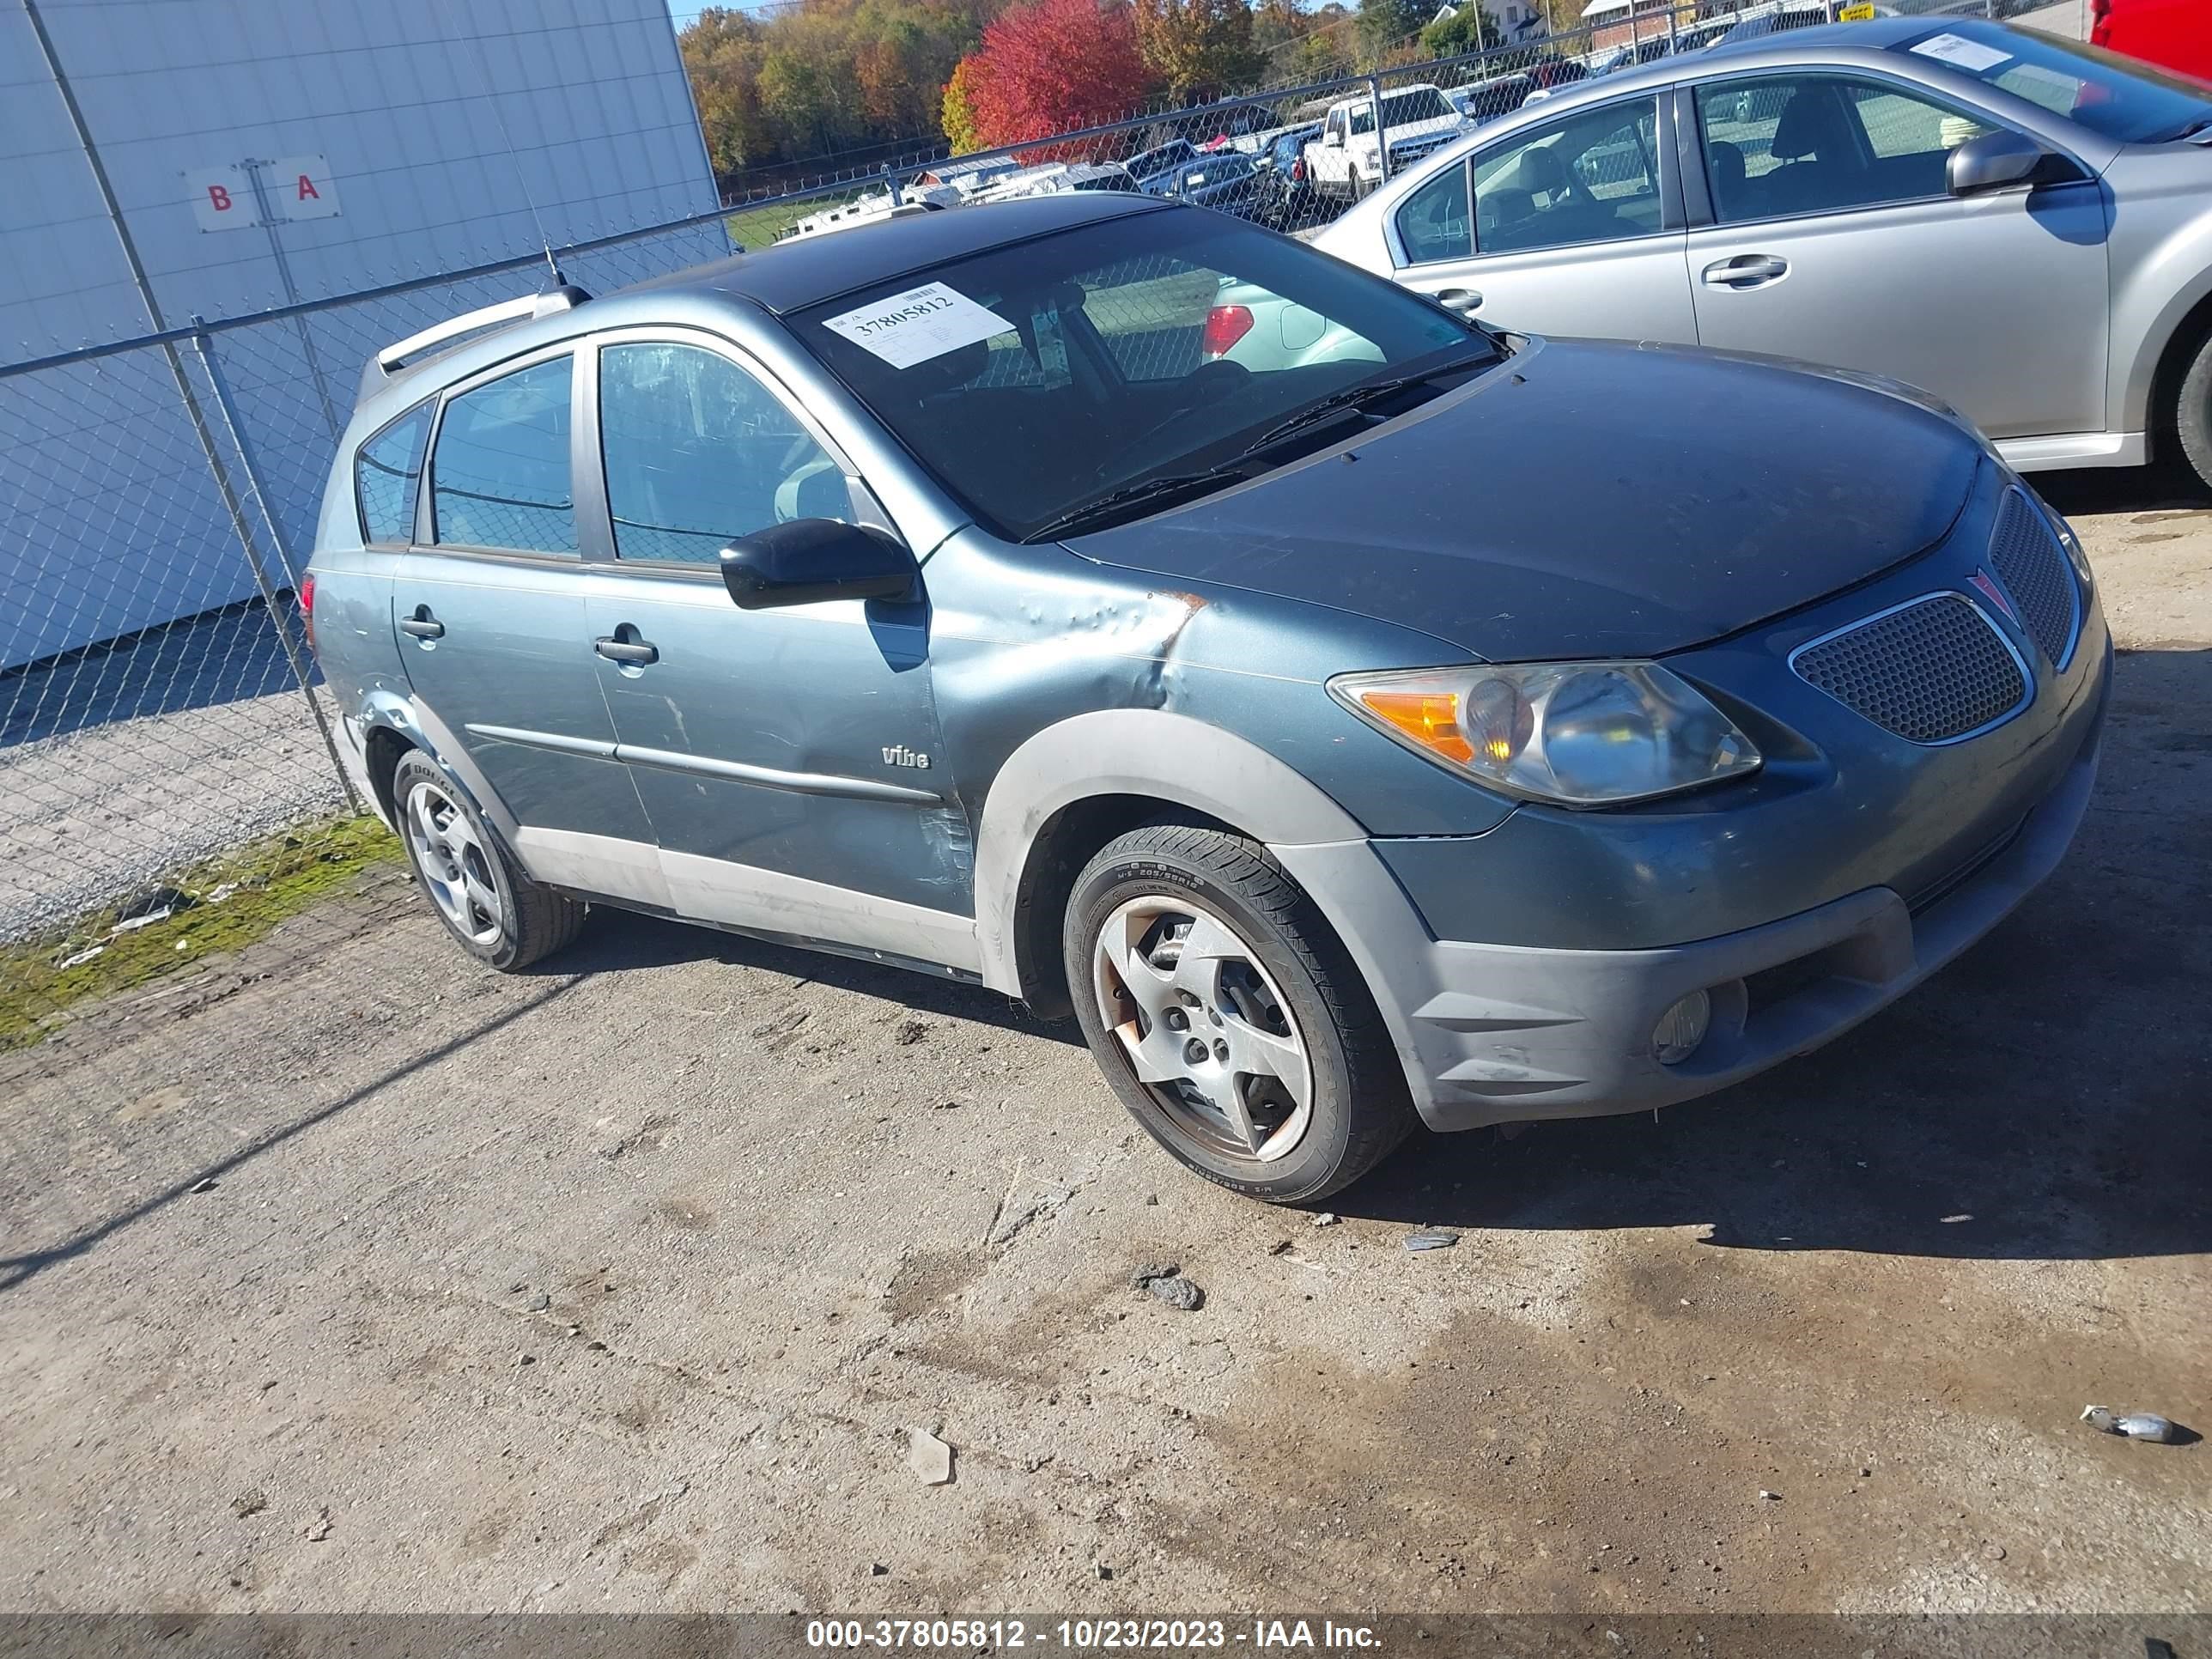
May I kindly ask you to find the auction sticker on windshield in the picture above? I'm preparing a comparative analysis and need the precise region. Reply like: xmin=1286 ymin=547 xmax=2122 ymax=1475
xmin=1911 ymin=32 xmax=2012 ymax=73
xmin=821 ymin=282 xmax=1013 ymax=369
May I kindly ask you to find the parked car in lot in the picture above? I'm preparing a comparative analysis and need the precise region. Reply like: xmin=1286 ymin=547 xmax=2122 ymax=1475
xmin=2091 ymin=0 xmax=2212 ymax=82
xmin=1304 ymin=84 xmax=1470 ymax=201
xmin=1251 ymin=123 xmax=1329 ymax=230
xmin=1125 ymin=139 xmax=1200 ymax=196
xmin=312 ymin=192 xmax=2106 ymax=1202
xmin=1313 ymin=18 xmax=2212 ymax=489
xmin=1161 ymin=152 xmax=1268 ymax=218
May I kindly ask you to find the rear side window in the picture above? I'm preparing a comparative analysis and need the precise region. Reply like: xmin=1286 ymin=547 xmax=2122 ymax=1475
xmin=1471 ymin=98 xmax=1662 ymax=255
xmin=354 ymin=404 xmax=430 ymax=544
xmin=431 ymin=356 xmax=576 ymax=554
xmin=1398 ymin=163 xmax=1473 ymax=264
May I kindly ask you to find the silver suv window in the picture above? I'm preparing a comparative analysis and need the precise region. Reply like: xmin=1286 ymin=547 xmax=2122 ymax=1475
xmin=430 ymin=356 xmax=575 ymax=555
xmin=598 ymin=342 xmax=846 ymax=563
xmin=1696 ymin=74 xmax=1994 ymax=223
xmin=354 ymin=402 xmax=430 ymax=545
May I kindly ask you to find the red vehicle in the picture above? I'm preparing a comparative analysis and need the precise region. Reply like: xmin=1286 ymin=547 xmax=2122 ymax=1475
xmin=2090 ymin=0 xmax=2212 ymax=84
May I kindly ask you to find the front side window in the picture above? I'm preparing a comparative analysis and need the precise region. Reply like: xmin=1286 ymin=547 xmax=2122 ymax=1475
xmin=1398 ymin=162 xmax=1473 ymax=265
xmin=355 ymin=402 xmax=430 ymax=544
xmin=796 ymin=213 xmax=1488 ymax=542
xmin=431 ymin=356 xmax=575 ymax=554
xmin=1471 ymin=97 xmax=1662 ymax=255
xmin=1696 ymin=74 xmax=1990 ymax=223
xmin=598 ymin=343 xmax=845 ymax=563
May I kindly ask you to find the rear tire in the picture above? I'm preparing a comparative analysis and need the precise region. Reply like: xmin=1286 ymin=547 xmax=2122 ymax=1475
xmin=2174 ymin=327 xmax=2212 ymax=495
xmin=1063 ymin=823 xmax=1416 ymax=1204
xmin=392 ymin=750 xmax=583 ymax=971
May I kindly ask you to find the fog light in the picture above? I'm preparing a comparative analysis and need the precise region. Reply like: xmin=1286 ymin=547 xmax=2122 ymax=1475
xmin=1651 ymin=990 xmax=1711 ymax=1066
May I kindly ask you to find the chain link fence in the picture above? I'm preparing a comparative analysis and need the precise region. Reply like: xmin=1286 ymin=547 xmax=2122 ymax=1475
xmin=1 ymin=0 xmax=2027 ymax=1085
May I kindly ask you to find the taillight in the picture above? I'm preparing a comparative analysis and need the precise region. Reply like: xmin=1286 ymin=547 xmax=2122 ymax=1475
xmin=299 ymin=573 xmax=316 ymax=653
xmin=1200 ymin=304 xmax=1255 ymax=360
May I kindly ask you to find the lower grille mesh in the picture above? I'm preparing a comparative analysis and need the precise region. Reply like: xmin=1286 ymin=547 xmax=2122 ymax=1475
xmin=1792 ymin=595 xmax=2027 ymax=744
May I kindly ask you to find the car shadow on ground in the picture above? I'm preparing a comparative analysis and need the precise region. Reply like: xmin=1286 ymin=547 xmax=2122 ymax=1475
xmin=545 ymin=647 xmax=2210 ymax=1267
xmin=2036 ymin=459 xmax=2212 ymax=517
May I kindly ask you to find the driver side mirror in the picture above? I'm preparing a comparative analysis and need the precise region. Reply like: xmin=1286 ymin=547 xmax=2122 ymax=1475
xmin=720 ymin=519 xmax=917 ymax=611
xmin=1947 ymin=128 xmax=2058 ymax=195
xmin=1323 ymin=129 xmax=1345 ymax=148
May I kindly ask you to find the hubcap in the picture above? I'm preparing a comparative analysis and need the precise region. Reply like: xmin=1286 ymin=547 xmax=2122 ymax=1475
xmin=1090 ymin=895 xmax=1313 ymax=1163
xmin=404 ymin=779 xmax=503 ymax=946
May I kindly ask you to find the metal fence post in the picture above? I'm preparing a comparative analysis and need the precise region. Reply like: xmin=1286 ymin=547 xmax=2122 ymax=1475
xmin=189 ymin=321 xmax=364 ymax=816
xmin=1370 ymin=73 xmax=1390 ymax=185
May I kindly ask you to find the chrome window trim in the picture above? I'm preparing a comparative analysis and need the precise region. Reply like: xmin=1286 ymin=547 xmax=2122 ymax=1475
xmin=1786 ymin=590 xmax=2034 ymax=749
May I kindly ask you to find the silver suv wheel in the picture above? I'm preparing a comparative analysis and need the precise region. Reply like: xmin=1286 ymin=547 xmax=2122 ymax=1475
xmin=1090 ymin=892 xmax=1315 ymax=1163
xmin=403 ymin=776 xmax=505 ymax=947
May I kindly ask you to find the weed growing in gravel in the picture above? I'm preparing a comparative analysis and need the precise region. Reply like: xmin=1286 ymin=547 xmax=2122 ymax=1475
xmin=0 ymin=813 xmax=404 ymax=1052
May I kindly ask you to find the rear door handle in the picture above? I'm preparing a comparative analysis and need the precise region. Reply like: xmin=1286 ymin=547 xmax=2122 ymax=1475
xmin=1701 ymin=254 xmax=1790 ymax=289
xmin=398 ymin=607 xmax=445 ymax=641
xmin=593 ymin=635 xmax=659 ymax=666
xmin=1435 ymin=287 xmax=1484 ymax=317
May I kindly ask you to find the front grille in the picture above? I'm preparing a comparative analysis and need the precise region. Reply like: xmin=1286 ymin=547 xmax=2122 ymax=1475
xmin=1791 ymin=594 xmax=2028 ymax=744
xmin=1988 ymin=487 xmax=2081 ymax=668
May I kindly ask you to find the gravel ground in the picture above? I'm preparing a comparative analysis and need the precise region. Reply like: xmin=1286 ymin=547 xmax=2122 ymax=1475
xmin=0 ymin=602 xmax=347 ymax=942
xmin=0 ymin=469 xmax=2205 ymax=1619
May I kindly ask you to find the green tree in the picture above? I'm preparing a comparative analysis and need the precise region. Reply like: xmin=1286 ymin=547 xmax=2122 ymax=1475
xmin=680 ymin=8 xmax=769 ymax=176
xmin=1354 ymin=0 xmax=1428 ymax=66
xmin=1133 ymin=0 xmax=1263 ymax=99
xmin=1419 ymin=1 xmax=1500 ymax=58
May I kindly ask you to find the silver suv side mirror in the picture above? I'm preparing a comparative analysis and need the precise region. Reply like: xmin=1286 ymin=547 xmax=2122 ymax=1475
xmin=1947 ymin=129 xmax=2053 ymax=196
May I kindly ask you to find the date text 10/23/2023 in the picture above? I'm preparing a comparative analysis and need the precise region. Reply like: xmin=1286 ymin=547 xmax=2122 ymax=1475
xmin=805 ymin=1620 xmax=1382 ymax=1650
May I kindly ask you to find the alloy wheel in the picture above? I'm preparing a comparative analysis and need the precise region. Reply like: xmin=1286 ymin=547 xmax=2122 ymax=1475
xmin=1090 ymin=894 xmax=1314 ymax=1163
xmin=403 ymin=779 xmax=504 ymax=947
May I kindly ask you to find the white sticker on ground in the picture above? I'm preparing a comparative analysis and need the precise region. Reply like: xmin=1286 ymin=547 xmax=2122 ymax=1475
xmin=1911 ymin=32 xmax=2013 ymax=73
xmin=821 ymin=281 xmax=1015 ymax=369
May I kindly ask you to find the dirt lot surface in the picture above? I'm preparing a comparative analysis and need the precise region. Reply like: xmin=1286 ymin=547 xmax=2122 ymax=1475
xmin=2 ymin=469 xmax=2207 ymax=1619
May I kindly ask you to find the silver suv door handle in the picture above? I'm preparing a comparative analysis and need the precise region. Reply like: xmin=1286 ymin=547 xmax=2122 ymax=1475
xmin=398 ymin=609 xmax=445 ymax=640
xmin=593 ymin=635 xmax=659 ymax=666
xmin=1436 ymin=288 xmax=1484 ymax=317
xmin=1702 ymin=255 xmax=1789 ymax=289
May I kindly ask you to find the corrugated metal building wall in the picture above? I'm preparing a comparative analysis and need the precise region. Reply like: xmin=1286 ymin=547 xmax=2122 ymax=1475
xmin=2 ymin=0 xmax=724 ymax=668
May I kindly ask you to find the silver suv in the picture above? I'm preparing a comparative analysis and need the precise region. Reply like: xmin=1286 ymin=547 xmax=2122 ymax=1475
xmin=308 ymin=194 xmax=2106 ymax=1203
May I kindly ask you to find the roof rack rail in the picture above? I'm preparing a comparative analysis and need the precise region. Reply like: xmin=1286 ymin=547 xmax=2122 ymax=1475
xmin=374 ymin=277 xmax=592 ymax=375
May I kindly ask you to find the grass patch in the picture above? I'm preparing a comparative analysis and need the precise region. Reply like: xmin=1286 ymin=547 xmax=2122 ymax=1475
xmin=0 ymin=813 xmax=405 ymax=1054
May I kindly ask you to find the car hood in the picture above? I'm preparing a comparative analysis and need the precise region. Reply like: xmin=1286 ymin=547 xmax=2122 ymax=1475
xmin=1065 ymin=337 xmax=1981 ymax=661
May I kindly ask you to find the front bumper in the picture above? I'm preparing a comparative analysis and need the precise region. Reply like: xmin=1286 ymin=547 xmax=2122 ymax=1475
xmin=1273 ymin=650 xmax=2106 ymax=1133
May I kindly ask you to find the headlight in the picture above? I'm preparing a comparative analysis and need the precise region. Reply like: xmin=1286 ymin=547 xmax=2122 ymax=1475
xmin=1330 ymin=661 xmax=1761 ymax=807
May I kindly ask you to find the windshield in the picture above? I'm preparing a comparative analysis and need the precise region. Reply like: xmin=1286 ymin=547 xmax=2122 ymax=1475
xmin=793 ymin=211 xmax=1493 ymax=542
xmin=1350 ymin=89 xmax=1454 ymax=136
xmin=1894 ymin=25 xmax=2212 ymax=143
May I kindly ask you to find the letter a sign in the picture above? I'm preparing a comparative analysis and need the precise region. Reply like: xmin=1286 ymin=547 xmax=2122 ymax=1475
xmin=270 ymin=155 xmax=341 ymax=221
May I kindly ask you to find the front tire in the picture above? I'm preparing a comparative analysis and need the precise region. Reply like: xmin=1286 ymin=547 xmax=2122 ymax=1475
xmin=1063 ymin=824 xmax=1415 ymax=1204
xmin=392 ymin=750 xmax=583 ymax=971
xmin=2173 ymin=326 xmax=2212 ymax=495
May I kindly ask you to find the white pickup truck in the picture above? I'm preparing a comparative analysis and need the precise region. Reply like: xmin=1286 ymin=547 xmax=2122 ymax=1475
xmin=1302 ymin=83 xmax=1470 ymax=203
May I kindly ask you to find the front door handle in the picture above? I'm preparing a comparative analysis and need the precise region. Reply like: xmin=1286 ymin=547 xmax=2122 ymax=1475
xmin=593 ymin=635 xmax=659 ymax=666
xmin=398 ymin=607 xmax=445 ymax=641
xmin=1701 ymin=254 xmax=1790 ymax=289
xmin=1436 ymin=287 xmax=1484 ymax=317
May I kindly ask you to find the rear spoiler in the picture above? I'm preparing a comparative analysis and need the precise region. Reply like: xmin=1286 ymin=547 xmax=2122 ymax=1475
xmin=360 ymin=278 xmax=591 ymax=396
